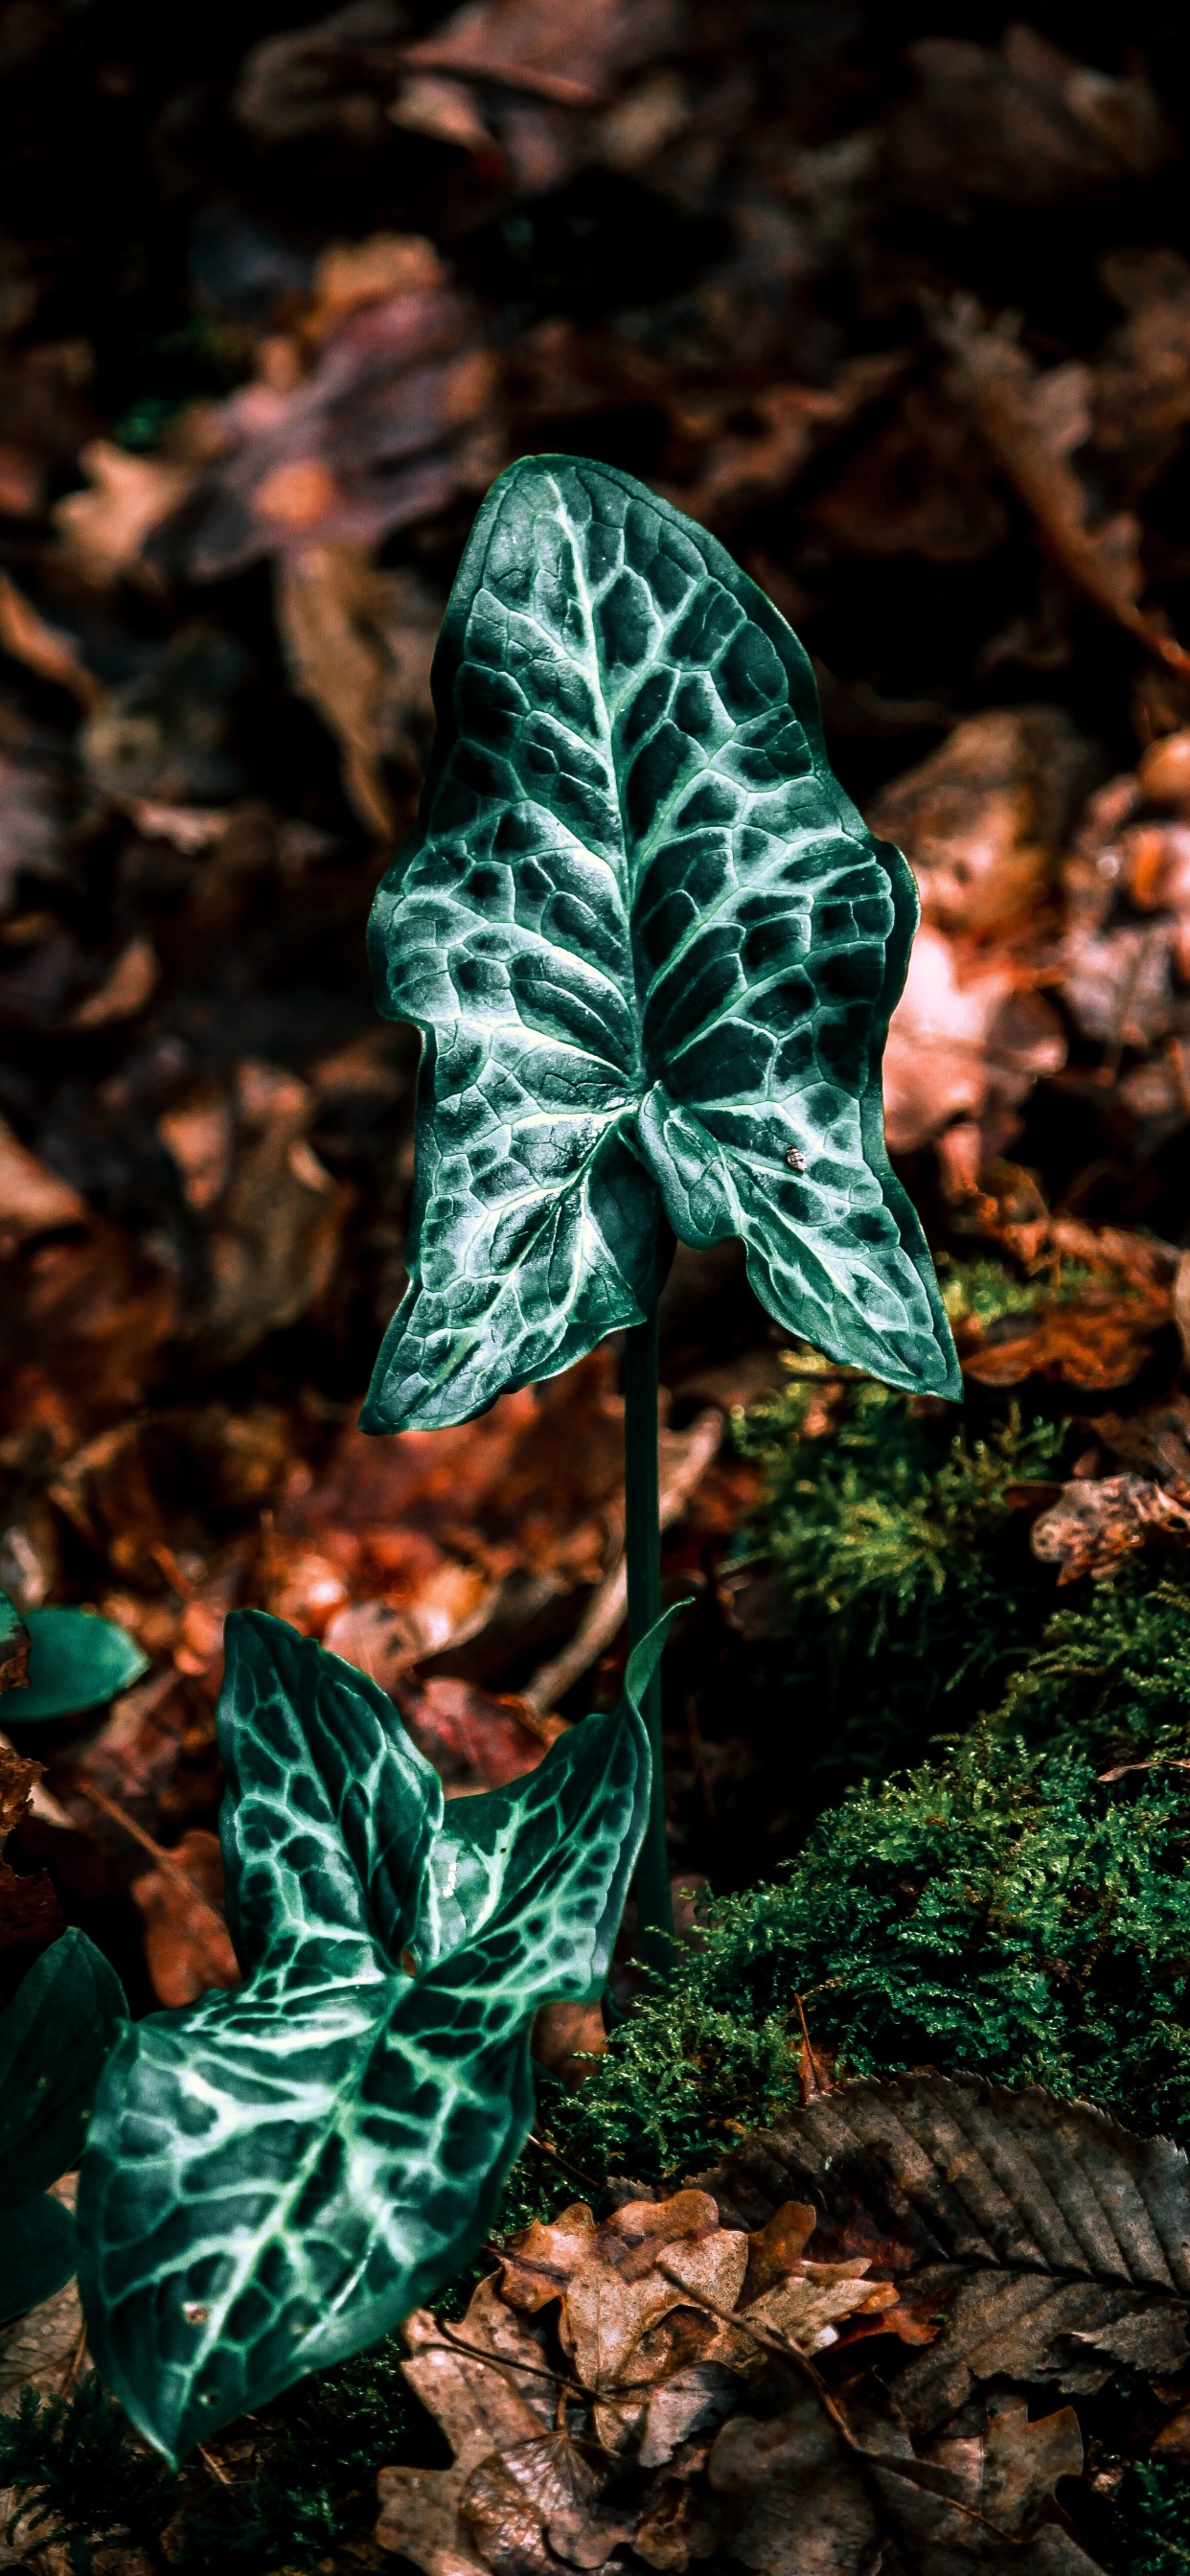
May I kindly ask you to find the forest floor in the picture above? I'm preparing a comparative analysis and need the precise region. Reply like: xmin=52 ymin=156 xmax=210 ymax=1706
xmin=4 ymin=2 xmax=1190 ymax=2570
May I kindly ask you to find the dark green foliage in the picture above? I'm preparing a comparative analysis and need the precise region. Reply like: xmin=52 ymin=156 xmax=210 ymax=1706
xmin=0 ymin=2342 xmax=421 ymax=2576
xmin=548 ymin=1713 xmax=1190 ymax=2184
xmin=4 ymin=1608 xmax=149 ymax=1724
xmin=175 ymin=2338 xmax=422 ymax=2576
xmin=0 ymin=2380 xmax=176 ymax=2576
xmin=1111 ymin=2463 xmax=1190 ymax=2574
xmin=0 ymin=1930 xmax=126 ymax=2325
xmin=80 ymin=1608 xmax=652 ymax=2458
xmin=728 ymin=1359 xmax=1065 ymax=1790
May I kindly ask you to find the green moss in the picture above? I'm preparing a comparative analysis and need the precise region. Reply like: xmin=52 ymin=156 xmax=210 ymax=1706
xmin=0 ymin=2379 xmax=177 ymax=2575
xmin=727 ymin=1368 xmax=1064 ymax=1794
xmin=549 ymin=1710 xmax=1190 ymax=2185
xmin=1112 ymin=2462 xmax=1190 ymax=2573
xmin=994 ymin=1566 xmax=1190 ymax=1766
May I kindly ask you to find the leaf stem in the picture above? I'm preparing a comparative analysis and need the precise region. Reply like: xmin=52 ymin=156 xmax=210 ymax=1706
xmin=624 ymin=1306 xmax=674 ymax=1979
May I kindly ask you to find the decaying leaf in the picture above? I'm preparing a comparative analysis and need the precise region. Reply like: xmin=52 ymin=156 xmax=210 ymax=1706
xmin=888 ymin=25 xmax=1172 ymax=211
xmin=881 ymin=925 xmax=1065 ymax=1161
xmin=377 ymin=2185 xmax=903 ymax=2575
xmin=698 ymin=2072 xmax=1190 ymax=2425
xmin=943 ymin=299 xmax=1190 ymax=677
xmin=130 ymin=1827 xmax=241 ymax=2009
xmin=174 ymin=254 xmax=498 ymax=586
xmin=183 ymin=1061 xmax=349 ymax=1365
xmin=53 ymin=441 xmax=195 ymax=589
xmin=867 ymin=706 xmax=1092 ymax=943
xmin=378 ymin=2073 xmax=1185 ymax=2576
xmin=1031 ymin=1474 xmax=1190 ymax=1583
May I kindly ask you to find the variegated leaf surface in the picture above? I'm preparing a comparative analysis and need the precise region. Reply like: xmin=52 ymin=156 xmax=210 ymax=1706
xmin=365 ymin=453 xmax=958 ymax=1431
xmin=77 ymin=1607 xmax=656 ymax=2461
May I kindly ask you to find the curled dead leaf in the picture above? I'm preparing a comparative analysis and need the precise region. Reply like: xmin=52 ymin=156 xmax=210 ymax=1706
xmin=1031 ymin=1473 xmax=1190 ymax=1583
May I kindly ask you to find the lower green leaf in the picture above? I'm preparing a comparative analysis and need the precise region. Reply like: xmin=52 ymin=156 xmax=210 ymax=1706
xmin=78 ymin=1608 xmax=660 ymax=2463
xmin=0 ymin=1927 xmax=128 ymax=2191
xmin=2 ymin=2189 xmax=78 ymax=2327
xmin=4 ymin=1610 xmax=150 ymax=1723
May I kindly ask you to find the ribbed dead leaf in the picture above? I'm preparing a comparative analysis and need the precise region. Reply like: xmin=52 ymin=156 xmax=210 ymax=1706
xmin=698 ymin=2073 xmax=1190 ymax=2433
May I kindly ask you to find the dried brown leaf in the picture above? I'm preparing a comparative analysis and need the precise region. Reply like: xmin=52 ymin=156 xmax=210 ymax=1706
xmin=943 ymin=300 xmax=1190 ymax=676
xmin=882 ymin=926 xmax=1065 ymax=1160
xmin=867 ymin=707 xmax=1090 ymax=943
xmin=130 ymin=1826 xmax=241 ymax=2008
xmin=1031 ymin=1473 xmax=1190 ymax=1582
xmin=888 ymin=26 xmax=1170 ymax=209
xmin=698 ymin=2073 xmax=1190 ymax=2432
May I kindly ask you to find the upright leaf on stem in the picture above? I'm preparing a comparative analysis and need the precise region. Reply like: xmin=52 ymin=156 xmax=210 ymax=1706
xmin=365 ymin=453 xmax=958 ymax=1433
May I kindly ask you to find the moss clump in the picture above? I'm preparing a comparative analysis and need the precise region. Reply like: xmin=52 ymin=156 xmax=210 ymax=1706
xmin=547 ymin=1708 xmax=1190 ymax=2185
xmin=727 ymin=1368 xmax=1064 ymax=1795
xmin=994 ymin=1566 xmax=1190 ymax=1766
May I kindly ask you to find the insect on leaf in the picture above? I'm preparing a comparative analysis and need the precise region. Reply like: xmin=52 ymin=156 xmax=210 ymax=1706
xmin=77 ymin=1605 xmax=663 ymax=2462
xmin=365 ymin=453 xmax=959 ymax=1432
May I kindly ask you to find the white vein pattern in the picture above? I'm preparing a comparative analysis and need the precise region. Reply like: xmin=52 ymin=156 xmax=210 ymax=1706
xmin=78 ymin=1608 xmax=651 ymax=2459
xmin=365 ymin=455 xmax=958 ymax=1430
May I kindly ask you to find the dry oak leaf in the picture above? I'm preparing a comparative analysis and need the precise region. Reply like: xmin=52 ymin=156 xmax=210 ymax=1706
xmin=888 ymin=24 xmax=1172 ymax=210
xmin=176 ymin=274 xmax=497 ymax=584
xmin=1092 ymin=1393 xmax=1190 ymax=1500
xmin=186 ymin=1059 xmax=348 ymax=1366
xmin=1031 ymin=1473 xmax=1190 ymax=1583
xmin=232 ymin=0 xmax=405 ymax=147
xmin=698 ymin=2072 xmax=1190 ymax=2433
xmin=957 ymin=1282 xmax=1171 ymax=1392
xmin=397 ymin=0 xmax=681 ymax=111
xmin=942 ymin=298 xmax=1190 ymax=678
xmin=1093 ymin=247 xmax=1190 ymax=501
xmin=130 ymin=1826 xmax=241 ymax=2008
xmin=377 ymin=2193 xmax=903 ymax=2576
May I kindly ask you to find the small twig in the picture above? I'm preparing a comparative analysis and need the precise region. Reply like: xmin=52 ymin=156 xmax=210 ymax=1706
xmin=76 ymin=1783 xmax=228 ymax=1928
xmin=684 ymin=1694 xmax=718 ymax=1828
xmin=652 ymin=2259 xmax=1016 ymax=2542
xmin=419 ymin=2321 xmax=588 ymax=2408
xmin=793 ymin=1992 xmax=832 ymax=2102
xmin=196 ymin=2444 xmax=232 ymax=2486
xmin=57 ymin=2316 xmax=88 ymax=2396
xmin=527 ymin=2132 xmax=604 ymax=2196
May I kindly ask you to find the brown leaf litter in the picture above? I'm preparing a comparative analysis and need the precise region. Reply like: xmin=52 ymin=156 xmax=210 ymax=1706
xmin=378 ymin=2071 xmax=1190 ymax=2576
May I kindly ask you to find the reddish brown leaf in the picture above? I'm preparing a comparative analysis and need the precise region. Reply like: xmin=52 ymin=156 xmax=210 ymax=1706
xmin=130 ymin=1827 xmax=240 ymax=2008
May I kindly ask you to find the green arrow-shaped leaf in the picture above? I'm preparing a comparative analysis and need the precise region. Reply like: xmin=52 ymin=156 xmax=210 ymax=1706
xmin=78 ymin=1606 xmax=659 ymax=2461
xmin=364 ymin=453 xmax=958 ymax=1432
xmin=2 ymin=1608 xmax=150 ymax=1725
xmin=0 ymin=1927 xmax=127 ymax=2325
